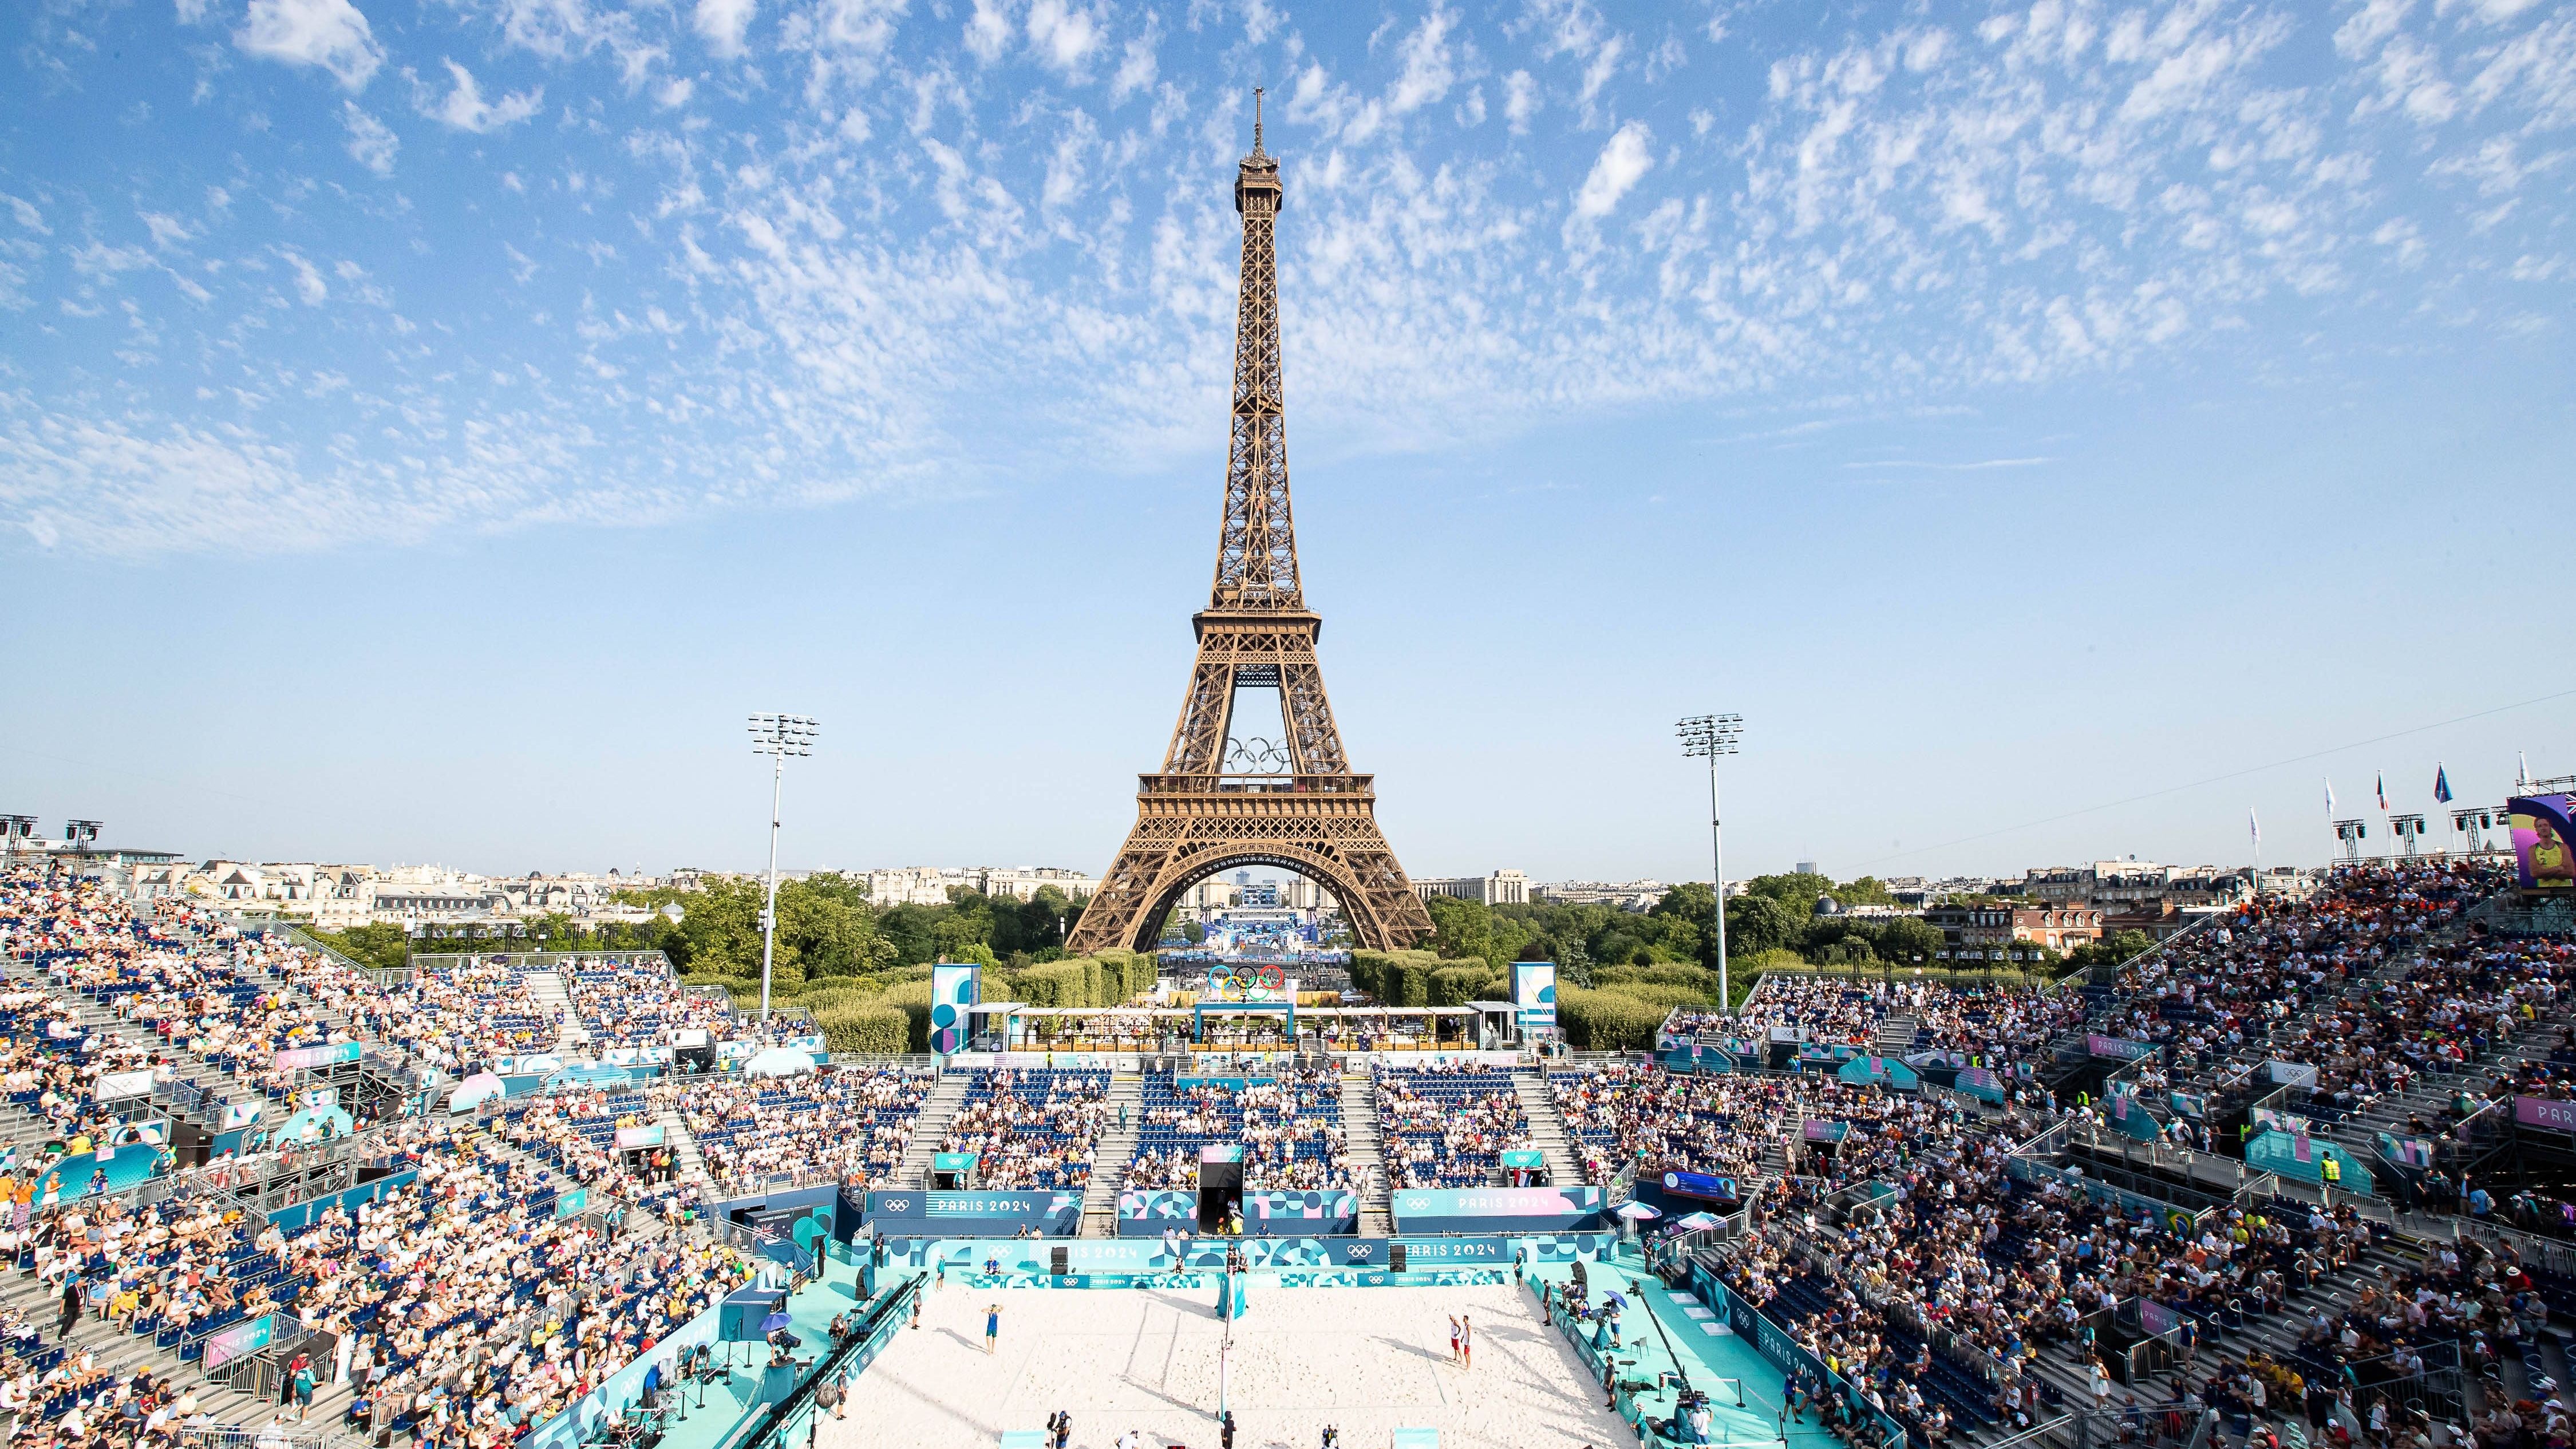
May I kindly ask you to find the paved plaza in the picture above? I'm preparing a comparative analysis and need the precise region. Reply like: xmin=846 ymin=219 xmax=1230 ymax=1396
xmin=823 ymin=1278 xmax=1639 ymax=1449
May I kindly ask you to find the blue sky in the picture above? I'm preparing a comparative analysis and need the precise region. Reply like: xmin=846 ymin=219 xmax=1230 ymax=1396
xmin=1 ymin=0 xmax=2570 ymax=883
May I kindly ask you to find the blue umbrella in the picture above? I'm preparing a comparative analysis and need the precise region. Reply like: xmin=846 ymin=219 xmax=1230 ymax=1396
xmin=761 ymin=1310 xmax=792 ymax=1333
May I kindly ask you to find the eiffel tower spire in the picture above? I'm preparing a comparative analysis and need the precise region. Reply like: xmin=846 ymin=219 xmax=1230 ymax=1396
xmin=1214 ymin=85 xmax=1297 ymax=613
xmin=1065 ymin=96 xmax=1433 ymax=957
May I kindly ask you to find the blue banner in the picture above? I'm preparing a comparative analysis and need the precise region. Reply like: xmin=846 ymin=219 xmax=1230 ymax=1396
xmin=1389 ymin=1185 xmax=1603 ymax=1233
xmin=1657 ymin=1170 xmax=1738 ymax=1203
xmin=865 ymin=1189 xmax=1082 ymax=1237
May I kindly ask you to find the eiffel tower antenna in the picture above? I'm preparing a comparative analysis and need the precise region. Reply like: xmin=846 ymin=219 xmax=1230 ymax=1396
xmin=1066 ymin=100 xmax=1433 ymax=956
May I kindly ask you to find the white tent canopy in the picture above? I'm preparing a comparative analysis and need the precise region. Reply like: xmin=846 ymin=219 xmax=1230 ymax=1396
xmin=744 ymin=1047 xmax=817 ymax=1079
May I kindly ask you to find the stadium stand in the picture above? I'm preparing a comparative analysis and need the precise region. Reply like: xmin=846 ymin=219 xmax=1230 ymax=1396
xmin=675 ymin=1068 xmax=926 ymax=1195
xmin=565 ymin=963 xmax=735 ymax=1049
xmin=937 ymin=1068 xmax=1108 ymax=1190
xmin=1 ymin=853 xmax=2569 ymax=1449
xmin=1374 ymin=1063 xmax=1528 ymax=1190
xmin=1123 ymin=1067 xmax=1352 ymax=1191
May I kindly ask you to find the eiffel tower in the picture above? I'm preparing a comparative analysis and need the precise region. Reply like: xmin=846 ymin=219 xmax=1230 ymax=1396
xmin=1066 ymin=94 xmax=1435 ymax=957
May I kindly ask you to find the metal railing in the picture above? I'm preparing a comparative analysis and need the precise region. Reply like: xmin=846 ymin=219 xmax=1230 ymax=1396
xmin=179 ymin=1427 xmax=340 ymax=1449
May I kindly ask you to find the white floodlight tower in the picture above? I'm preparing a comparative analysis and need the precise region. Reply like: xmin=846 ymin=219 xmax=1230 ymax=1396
xmin=1677 ymin=713 xmax=1745 ymax=1015
xmin=747 ymin=714 xmax=818 ymax=1023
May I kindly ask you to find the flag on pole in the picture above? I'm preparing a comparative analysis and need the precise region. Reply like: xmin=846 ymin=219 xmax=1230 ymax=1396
xmin=2250 ymin=809 xmax=2261 ymax=846
xmin=2376 ymin=772 xmax=2388 ymax=810
xmin=2434 ymin=764 xmax=2453 ymax=804
xmin=2325 ymin=776 xmax=2336 ymax=818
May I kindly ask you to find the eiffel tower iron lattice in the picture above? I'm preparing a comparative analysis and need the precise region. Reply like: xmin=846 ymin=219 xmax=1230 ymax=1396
xmin=1065 ymin=94 xmax=1435 ymax=957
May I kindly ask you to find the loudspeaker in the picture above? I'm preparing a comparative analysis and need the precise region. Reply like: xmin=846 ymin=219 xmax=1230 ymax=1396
xmin=1050 ymin=1247 xmax=1068 ymax=1277
xmin=1389 ymin=1243 xmax=1408 ymax=1273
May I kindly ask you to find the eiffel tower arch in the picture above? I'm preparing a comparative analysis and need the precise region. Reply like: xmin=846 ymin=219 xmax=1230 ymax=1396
xmin=1065 ymin=94 xmax=1435 ymax=957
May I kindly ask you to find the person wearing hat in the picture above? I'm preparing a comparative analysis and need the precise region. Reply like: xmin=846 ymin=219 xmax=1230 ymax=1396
xmin=815 ymin=1371 xmax=844 ymax=1421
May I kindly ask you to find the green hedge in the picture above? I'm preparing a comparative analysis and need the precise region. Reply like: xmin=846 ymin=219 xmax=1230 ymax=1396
xmin=1349 ymin=949 xmax=1439 ymax=1004
xmin=1586 ymin=981 xmax=1708 ymax=1011
xmin=1555 ymin=986 xmax=1671 ymax=1051
xmin=792 ymin=986 xmax=867 ymax=1016
xmin=1429 ymin=964 xmax=1496 ymax=1007
xmin=998 ymin=952 xmax=1158 ymax=1009
xmin=815 ymin=1005 xmax=911 ymax=1056
xmin=1012 ymin=960 xmax=1089 ymax=1006
xmin=1593 ymin=964 xmax=1720 ymax=993
xmin=1099 ymin=949 xmax=1155 ymax=1001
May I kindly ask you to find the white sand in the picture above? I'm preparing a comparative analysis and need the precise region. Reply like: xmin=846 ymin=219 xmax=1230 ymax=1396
xmin=825 ymin=1279 xmax=1637 ymax=1449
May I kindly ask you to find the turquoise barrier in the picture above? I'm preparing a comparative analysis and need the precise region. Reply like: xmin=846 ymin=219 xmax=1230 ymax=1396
xmin=2245 ymin=1129 xmax=2376 ymax=1195
xmin=25 ymin=1144 xmax=171 ymax=1203
xmin=1835 ymin=1056 xmax=1921 ymax=1091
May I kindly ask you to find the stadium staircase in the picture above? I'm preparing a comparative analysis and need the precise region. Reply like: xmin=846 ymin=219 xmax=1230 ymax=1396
xmin=1508 ymin=1066 xmax=1583 ymax=1186
xmin=658 ymin=1097 xmax=713 ymax=1190
xmin=888 ymin=1069 xmax=973 ymax=1188
xmin=521 ymin=968 xmax=576 ymax=1052
xmin=1338 ymin=1069 xmax=1394 ymax=1234
xmin=1079 ymin=1071 xmax=1144 ymax=1237
xmin=1873 ymin=1014 xmax=1918 ymax=1056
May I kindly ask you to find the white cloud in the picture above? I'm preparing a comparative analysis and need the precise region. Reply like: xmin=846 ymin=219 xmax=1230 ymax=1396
xmin=1503 ymin=70 xmax=1539 ymax=133
xmin=1025 ymin=0 xmax=1101 ymax=75
xmin=694 ymin=0 xmax=756 ymax=58
xmin=15 ymin=0 xmax=2576 ymax=561
xmin=815 ymin=0 xmax=904 ymax=53
xmin=235 ymin=0 xmax=384 ymax=89
xmin=1574 ymin=119 xmax=1652 ymax=216
xmin=1389 ymin=6 xmax=1457 ymax=116
xmin=963 ymin=0 xmax=1010 ymax=62
xmin=140 ymin=212 xmax=196 ymax=248
xmin=421 ymin=60 xmax=544 ymax=132
xmin=1111 ymin=28 xmax=1155 ymax=98
xmin=279 ymin=250 xmax=329 ymax=304
xmin=341 ymin=101 xmax=398 ymax=174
